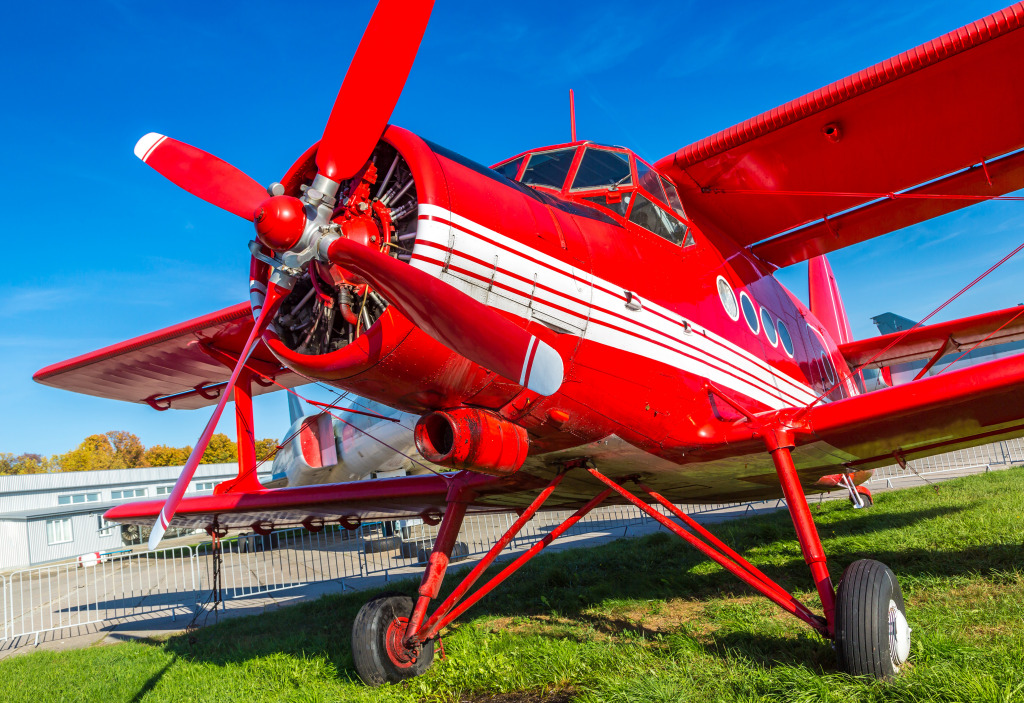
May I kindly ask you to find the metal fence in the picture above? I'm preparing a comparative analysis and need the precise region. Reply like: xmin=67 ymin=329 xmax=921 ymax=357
xmin=1 ymin=546 xmax=200 ymax=645
xmin=867 ymin=437 xmax=1024 ymax=487
xmin=2 ymin=438 xmax=1021 ymax=647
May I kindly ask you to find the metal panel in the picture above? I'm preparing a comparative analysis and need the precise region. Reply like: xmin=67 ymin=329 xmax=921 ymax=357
xmin=0 ymin=521 xmax=29 ymax=571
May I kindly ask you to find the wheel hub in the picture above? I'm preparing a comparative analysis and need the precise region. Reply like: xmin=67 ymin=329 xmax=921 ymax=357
xmin=384 ymin=616 xmax=418 ymax=668
xmin=888 ymin=599 xmax=912 ymax=667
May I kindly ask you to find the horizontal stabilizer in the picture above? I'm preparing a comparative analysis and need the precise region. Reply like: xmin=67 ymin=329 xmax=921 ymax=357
xmin=838 ymin=305 xmax=1024 ymax=369
xmin=798 ymin=350 xmax=1024 ymax=471
xmin=33 ymin=303 xmax=307 ymax=410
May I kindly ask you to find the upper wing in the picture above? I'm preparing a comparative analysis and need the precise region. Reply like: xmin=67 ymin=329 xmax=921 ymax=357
xmin=655 ymin=4 xmax=1024 ymax=268
xmin=838 ymin=305 xmax=1024 ymax=369
xmin=34 ymin=303 xmax=307 ymax=410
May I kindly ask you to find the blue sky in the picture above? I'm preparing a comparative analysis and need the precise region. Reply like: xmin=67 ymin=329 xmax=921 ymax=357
xmin=1 ymin=0 xmax=1019 ymax=455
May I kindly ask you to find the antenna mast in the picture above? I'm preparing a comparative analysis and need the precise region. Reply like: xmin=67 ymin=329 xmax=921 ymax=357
xmin=569 ymin=89 xmax=577 ymax=142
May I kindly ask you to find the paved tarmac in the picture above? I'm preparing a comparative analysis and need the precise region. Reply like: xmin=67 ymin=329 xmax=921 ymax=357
xmin=0 ymin=464 xmax=1003 ymax=659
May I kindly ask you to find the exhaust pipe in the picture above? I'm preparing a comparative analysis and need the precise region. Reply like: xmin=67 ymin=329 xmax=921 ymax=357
xmin=414 ymin=408 xmax=529 ymax=476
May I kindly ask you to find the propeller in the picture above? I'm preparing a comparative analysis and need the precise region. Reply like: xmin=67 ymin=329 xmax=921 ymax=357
xmin=132 ymin=0 xmax=573 ymax=549
xmin=317 ymin=0 xmax=435 ymax=182
xmin=134 ymin=134 xmax=268 ymax=220
xmin=327 ymin=238 xmax=564 ymax=396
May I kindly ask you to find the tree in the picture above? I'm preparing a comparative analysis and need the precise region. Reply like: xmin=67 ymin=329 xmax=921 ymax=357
xmin=144 ymin=444 xmax=192 ymax=467
xmin=54 ymin=431 xmax=148 ymax=471
xmin=44 ymin=431 xmax=280 ymax=471
xmin=201 ymin=433 xmax=237 ymax=464
xmin=255 ymin=438 xmax=278 ymax=462
xmin=107 ymin=431 xmax=147 ymax=469
xmin=0 ymin=453 xmax=53 ymax=475
xmin=56 ymin=434 xmax=114 ymax=471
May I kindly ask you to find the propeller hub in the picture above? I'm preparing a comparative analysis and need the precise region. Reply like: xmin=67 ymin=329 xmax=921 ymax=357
xmin=254 ymin=195 xmax=306 ymax=252
xmin=341 ymin=216 xmax=379 ymax=248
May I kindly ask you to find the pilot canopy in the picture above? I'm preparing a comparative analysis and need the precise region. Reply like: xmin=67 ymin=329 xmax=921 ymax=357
xmin=493 ymin=143 xmax=694 ymax=247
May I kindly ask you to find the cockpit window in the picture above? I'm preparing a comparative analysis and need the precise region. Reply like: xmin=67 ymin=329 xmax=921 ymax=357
xmin=584 ymin=192 xmax=632 ymax=217
xmin=494 ymin=156 xmax=524 ymax=180
xmin=571 ymin=148 xmax=632 ymax=190
xmin=661 ymin=177 xmax=685 ymax=216
xmin=629 ymin=193 xmax=691 ymax=245
xmin=635 ymin=160 xmax=668 ymax=205
xmin=521 ymin=148 xmax=577 ymax=189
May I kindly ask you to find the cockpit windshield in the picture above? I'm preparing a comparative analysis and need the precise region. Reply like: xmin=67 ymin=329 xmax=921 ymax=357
xmin=571 ymin=148 xmax=631 ymax=190
xmin=520 ymin=148 xmax=576 ymax=189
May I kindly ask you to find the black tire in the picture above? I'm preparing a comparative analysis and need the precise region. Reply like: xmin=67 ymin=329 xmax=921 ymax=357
xmin=835 ymin=559 xmax=911 ymax=680
xmin=400 ymin=538 xmax=434 ymax=559
xmin=364 ymin=535 xmax=401 ymax=554
xmin=352 ymin=593 xmax=435 ymax=685
xmin=450 ymin=541 xmax=470 ymax=563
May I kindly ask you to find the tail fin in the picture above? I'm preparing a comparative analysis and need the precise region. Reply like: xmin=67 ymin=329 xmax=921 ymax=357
xmin=808 ymin=255 xmax=853 ymax=345
xmin=871 ymin=312 xmax=919 ymax=336
xmin=287 ymin=392 xmax=309 ymax=425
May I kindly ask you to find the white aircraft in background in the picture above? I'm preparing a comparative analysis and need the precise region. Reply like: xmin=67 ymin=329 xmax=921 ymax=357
xmin=269 ymin=393 xmax=435 ymax=488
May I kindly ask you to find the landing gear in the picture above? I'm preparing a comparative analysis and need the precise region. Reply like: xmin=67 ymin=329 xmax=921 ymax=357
xmin=850 ymin=485 xmax=874 ymax=508
xmin=835 ymin=559 xmax=911 ymax=679
xmin=349 ymin=439 xmax=911 ymax=687
xmin=352 ymin=593 xmax=435 ymax=685
xmin=840 ymin=473 xmax=873 ymax=508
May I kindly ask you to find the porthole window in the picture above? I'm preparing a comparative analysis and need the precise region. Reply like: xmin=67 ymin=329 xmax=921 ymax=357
xmin=821 ymin=352 xmax=836 ymax=385
xmin=739 ymin=292 xmax=759 ymax=334
xmin=760 ymin=308 xmax=778 ymax=346
xmin=717 ymin=277 xmax=739 ymax=321
xmin=777 ymin=320 xmax=794 ymax=356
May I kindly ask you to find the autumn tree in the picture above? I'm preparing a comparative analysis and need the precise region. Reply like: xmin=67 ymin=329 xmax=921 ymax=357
xmin=144 ymin=444 xmax=192 ymax=467
xmin=106 ymin=431 xmax=147 ymax=469
xmin=201 ymin=433 xmax=237 ymax=464
xmin=0 ymin=453 xmax=53 ymax=475
xmin=255 ymin=438 xmax=278 ymax=461
xmin=54 ymin=431 xmax=150 ymax=471
xmin=43 ymin=431 xmax=279 ymax=471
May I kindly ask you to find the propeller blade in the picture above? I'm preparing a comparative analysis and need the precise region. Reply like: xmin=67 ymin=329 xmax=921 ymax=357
xmin=134 ymin=133 xmax=268 ymax=220
xmin=316 ymin=0 xmax=434 ymax=181
xmin=327 ymin=238 xmax=563 ymax=396
xmin=147 ymin=282 xmax=289 ymax=550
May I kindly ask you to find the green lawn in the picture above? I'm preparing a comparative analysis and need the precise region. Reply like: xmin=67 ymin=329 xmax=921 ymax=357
xmin=2 ymin=468 xmax=1023 ymax=702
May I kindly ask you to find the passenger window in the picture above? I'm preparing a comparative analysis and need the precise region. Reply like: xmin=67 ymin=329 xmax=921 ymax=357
xmin=494 ymin=156 xmax=524 ymax=180
xmin=628 ymin=193 xmax=690 ymax=245
xmin=521 ymin=148 xmax=577 ymax=189
xmin=571 ymin=148 xmax=632 ymax=190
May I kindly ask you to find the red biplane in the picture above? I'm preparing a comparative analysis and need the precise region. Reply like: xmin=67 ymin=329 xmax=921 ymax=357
xmin=34 ymin=0 xmax=1024 ymax=684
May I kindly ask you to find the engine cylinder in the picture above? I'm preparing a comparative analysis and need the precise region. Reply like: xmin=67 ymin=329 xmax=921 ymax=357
xmin=414 ymin=408 xmax=529 ymax=476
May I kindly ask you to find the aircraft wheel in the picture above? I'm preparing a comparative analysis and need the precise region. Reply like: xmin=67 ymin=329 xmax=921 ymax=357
xmin=849 ymin=486 xmax=873 ymax=508
xmin=352 ymin=593 xmax=435 ymax=685
xmin=834 ymin=559 xmax=911 ymax=679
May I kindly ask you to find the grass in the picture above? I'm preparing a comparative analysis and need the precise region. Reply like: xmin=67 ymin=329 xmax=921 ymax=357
xmin=1 ymin=468 xmax=1023 ymax=702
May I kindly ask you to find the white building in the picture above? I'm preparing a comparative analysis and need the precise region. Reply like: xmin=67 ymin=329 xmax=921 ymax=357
xmin=0 ymin=464 xmax=274 ymax=570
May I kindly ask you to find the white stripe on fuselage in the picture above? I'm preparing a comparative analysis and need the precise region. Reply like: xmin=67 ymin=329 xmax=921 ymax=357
xmin=412 ymin=204 xmax=819 ymax=410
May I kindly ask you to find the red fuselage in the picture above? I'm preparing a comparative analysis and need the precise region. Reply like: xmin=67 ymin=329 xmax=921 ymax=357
xmin=251 ymin=126 xmax=860 ymax=501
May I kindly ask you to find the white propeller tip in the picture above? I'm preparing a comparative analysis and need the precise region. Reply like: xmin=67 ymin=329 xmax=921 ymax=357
xmin=134 ymin=132 xmax=167 ymax=162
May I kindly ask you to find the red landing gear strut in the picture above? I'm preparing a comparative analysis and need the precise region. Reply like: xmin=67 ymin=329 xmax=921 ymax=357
xmin=351 ymin=436 xmax=912 ymax=686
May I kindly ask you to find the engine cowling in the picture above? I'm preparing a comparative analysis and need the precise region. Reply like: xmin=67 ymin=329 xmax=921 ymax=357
xmin=414 ymin=407 xmax=529 ymax=476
